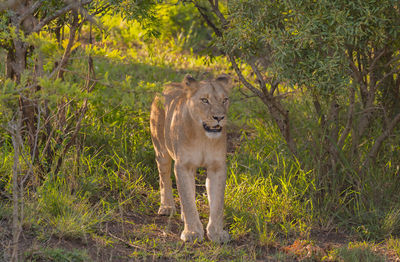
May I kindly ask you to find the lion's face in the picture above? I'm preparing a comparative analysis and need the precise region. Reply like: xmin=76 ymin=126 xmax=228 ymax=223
xmin=185 ymin=75 xmax=232 ymax=138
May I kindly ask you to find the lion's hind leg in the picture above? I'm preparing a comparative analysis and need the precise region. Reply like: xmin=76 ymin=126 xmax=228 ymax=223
xmin=156 ymin=153 xmax=175 ymax=215
xmin=150 ymin=97 xmax=176 ymax=215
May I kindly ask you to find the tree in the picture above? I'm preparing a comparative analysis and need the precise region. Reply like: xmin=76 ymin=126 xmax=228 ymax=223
xmin=0 ymin=0 xmax=159 ymax=176
xmin=189 ymin=0 xmax=400 ymax=176
xmin=0 ymin=2 xmax=158 ymax=259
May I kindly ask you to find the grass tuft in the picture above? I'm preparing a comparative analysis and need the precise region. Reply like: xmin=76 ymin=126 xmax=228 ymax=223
xmin=27 ymin=175 xmax=106 ymax=240
xmin=24 ymin=247 xmax=90 ymax=262
xmin=330 ymin=242 xmax=385 ymax=262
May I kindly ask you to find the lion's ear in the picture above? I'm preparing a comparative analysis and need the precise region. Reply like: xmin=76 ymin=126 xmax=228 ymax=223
xmin=216 ymin=74 xmax=232 ymax=93
xmin=183 ymin=74 xmax=197 ymax=87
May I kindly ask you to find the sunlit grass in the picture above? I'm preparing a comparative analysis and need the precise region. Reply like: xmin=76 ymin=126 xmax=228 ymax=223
xmin=26 ymin=175 xmax=106 ymax=240
xmin=329 ymin=242 xmax=385 ymax=262
xmin=225 ymin=119 xmax=314 ymax=244
xmin=387 ymin=237 xmax=400 ymax=259
xmin=24 ymin=247 xmax=90 ymax=262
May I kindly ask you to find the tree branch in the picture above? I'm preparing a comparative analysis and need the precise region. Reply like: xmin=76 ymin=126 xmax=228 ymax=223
xmin=207 ymin=0 xmax=228 ymax=28
xmin=376 ymin=67 xmax=400 ymax=88
xmin=362 ymin=111 xmax=400 ymax=168
xmin=8 ymin=110 xmax=23 ymax=262
xmin=229 ymin=56 xmax=264 ymax=99
xmin=56 ymin=11 xmax=80 ymax=79
xmin=270 ymin=79 xmax=279 ymax=96
xmin=249 ymin=60 xmax=268 ymax=97
xmin=338 ymin=87 xmax=355 ymax=149
xmin=192 ymin=1 xmax=222 ymax=37
xmin=367 ymin=49 xmax=386 ymax=73
xmin=17 ymin=0 xmax=44 ymax=26
xmin=32 ymin=0 xmax=92 ymax=33
xmin=347 ymin=50 xmax=368 ymax=95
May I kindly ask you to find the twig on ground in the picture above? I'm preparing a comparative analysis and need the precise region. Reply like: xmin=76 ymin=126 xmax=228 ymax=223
xmin=101 ymin=230 xmax=148 ymax=251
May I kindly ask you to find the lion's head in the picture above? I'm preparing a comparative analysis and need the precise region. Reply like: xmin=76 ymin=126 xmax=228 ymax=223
xmin=183 ymin=74 xmax=232 ymax=138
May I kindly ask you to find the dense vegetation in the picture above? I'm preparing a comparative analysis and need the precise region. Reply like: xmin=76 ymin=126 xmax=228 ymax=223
xmin=1 ymin=1 xmax=400 ymax=261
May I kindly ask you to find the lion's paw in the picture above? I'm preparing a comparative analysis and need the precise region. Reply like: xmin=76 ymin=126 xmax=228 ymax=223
xmin=207 ymin=230 xmax=230 ymax=243
xmin=158 ymin=205 xmax=176 ymax=216
xmin=180 ymin=230 xmax=204 ymax=243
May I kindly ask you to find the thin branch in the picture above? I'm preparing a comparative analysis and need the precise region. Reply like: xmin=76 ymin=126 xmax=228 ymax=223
xmin=32 ymin=0 xmax=92 ymax=33
xmin=238 ymin=86 xmax=257 ymax=99
xmin=357 ymin=52 xmax=364 ymax=80
xmin=54 ymin=98 xmax=87 ymax=174
xmin=17 ymin=0 xmax=44 ymax=26
xmin=367 ymin=49 xmax=386 ymax=73
xmin=362 ymin=111 xmax=400 ymax=168
xmin=231 ymin=56 xmax=288 ymax=117
xmin=270 ymin=79 xmax=279 ymax=96
xmin=229 ymin=56 xmax=264 ymax=99
xmin=8 ymin=110 xmax=23 ymax=262
xmin=338 ymin=87 xmax=355 ymax=149
xmin=192 ymin=1 xmax=222 ymax=37
xmin=54 ymin=22 xmax=95 ymax=174
xmin=102 ymin=230 xmax=148 ymax=251
xmin=207 ymin=0 xmax=228 ymax=28
xmin=312 ymin=94 xmax=326 ymax=130
xmin=31 ymin=101 xmax=41 ymax=164
xmin=77 ymin=2 xmax=106 ymax=30
xmin=56 ymin=11 xmax=80 ymax=79
xmin=39 ymin=99 xmax=74 ymax=163
xmin=249 ymin=60 xmax=268 ymax=97
xmin=383 ymin=53 xmax=400 ymax=68
xmin=347 ymin=50 xmax=368 ymax=94
xmin=376 ymin=67 xmax=400 ymax=88
xmin=327 ymin=99 xmax=340 ymax=170
xmin=61 ymin=69 xmax=110 ymax=86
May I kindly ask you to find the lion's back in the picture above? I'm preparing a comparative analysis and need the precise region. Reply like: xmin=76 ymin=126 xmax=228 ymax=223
xmin=150 ymin=82 xmax=189 ymax=155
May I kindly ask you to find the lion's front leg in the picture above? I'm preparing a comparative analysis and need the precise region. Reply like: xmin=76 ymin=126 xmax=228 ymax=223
xmin=175 ymin=163 xmax=204 ymax=242
xmin=206 ymin=164 xmax=230 ymax=243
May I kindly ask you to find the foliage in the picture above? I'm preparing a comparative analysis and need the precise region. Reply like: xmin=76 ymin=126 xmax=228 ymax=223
xmin=157 ymin=2 xmax=213 ymax=51
xmin=108 ymin=0 xmax=161 ymax=37
xmin=0 ymin=1 xmax=400 ymax=261
xmin=224 ymin=0 xmax=400 ymax=92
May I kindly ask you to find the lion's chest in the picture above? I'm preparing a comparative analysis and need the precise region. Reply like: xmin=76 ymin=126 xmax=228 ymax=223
xmin=175 ymin=136 xmax=225 ymax=168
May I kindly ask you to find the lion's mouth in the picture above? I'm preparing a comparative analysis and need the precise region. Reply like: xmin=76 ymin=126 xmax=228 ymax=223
xmin=203 ymin=122 xmax=222 ymax=133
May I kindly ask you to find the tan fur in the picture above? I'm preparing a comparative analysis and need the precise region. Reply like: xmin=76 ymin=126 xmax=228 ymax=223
xmin=150 ymin=74 xmax=232 ymax=243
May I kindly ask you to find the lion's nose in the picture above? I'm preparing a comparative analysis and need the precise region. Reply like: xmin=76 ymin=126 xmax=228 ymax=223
xmin=212 ymin=115 xmax=225 ymax=122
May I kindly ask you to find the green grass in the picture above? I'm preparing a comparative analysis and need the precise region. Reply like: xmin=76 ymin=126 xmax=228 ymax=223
xmin=24 ymin=248 xmax=90 ymax=262
xmin=225 ymin=121 xmax=314 ymax=243
xmin=329 ymin=242 xmax=386 ymax=262
xmin=387 ymin=237 xmax=400 ymax=259
xmin=27 ymin=175 xmax=106 ymax=240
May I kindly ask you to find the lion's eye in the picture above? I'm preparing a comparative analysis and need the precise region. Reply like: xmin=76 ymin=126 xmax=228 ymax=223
xmin=223 ymin=98 xmax=229 ymax=104
xmin=201 ymin=98 xmax=209 ymax=104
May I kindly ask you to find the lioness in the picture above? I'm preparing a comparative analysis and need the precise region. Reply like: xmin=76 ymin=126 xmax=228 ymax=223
xmin=150 ymin=74 xmax=232 ymax=243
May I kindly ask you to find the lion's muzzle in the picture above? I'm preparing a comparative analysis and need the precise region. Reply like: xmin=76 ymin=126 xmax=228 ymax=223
xmin=203 ymin=122 xmax=223 ymax=133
